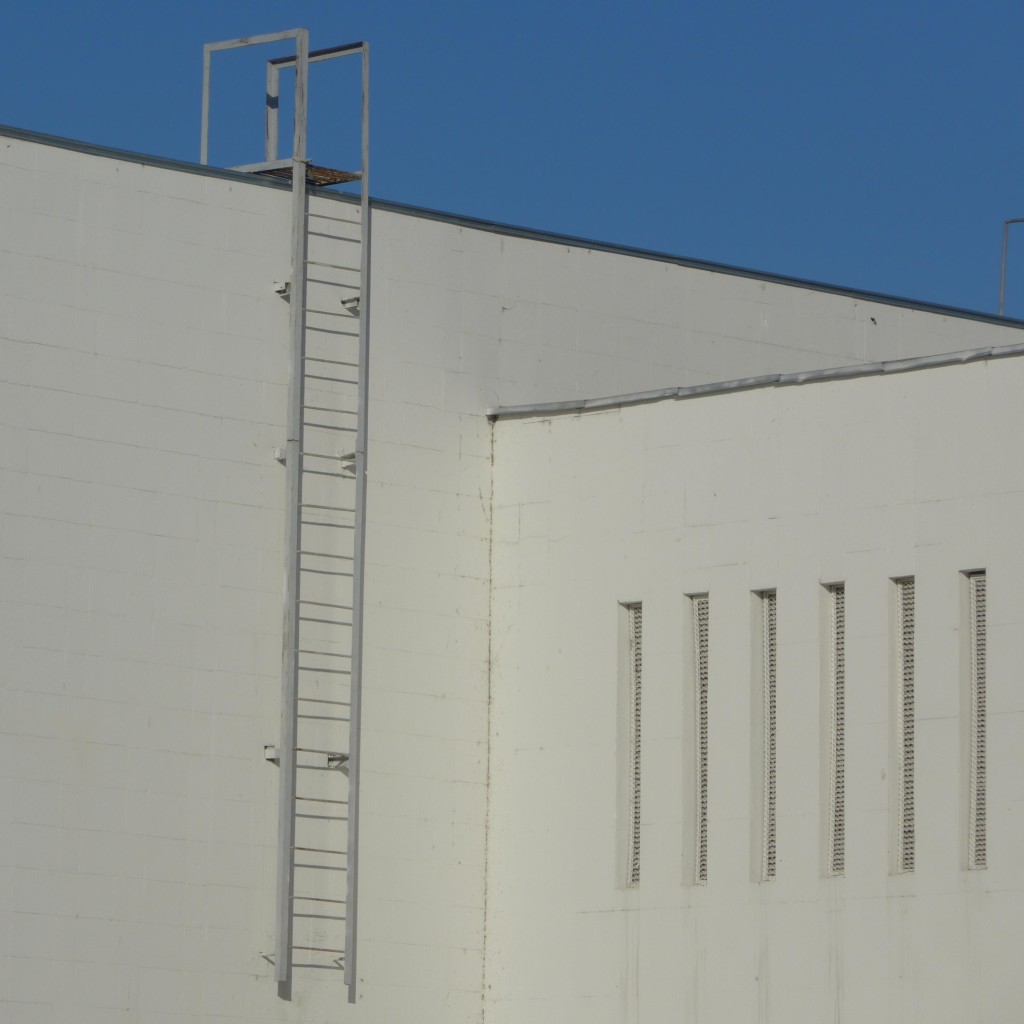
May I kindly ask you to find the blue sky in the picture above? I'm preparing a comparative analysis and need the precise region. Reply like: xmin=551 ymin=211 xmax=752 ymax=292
xmin=4 ymin=1 xmax=1024 ymax=316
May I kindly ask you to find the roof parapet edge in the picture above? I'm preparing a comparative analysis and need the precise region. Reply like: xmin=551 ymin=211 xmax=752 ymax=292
xmin=4 ymin=122 xmax=1024 ymax=328
xmin=0 ymin=121 xmax=356 ymax=198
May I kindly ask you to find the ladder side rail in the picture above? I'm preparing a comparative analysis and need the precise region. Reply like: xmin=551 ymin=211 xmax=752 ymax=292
xmin=200 ymin=28 xmax=307 ymax=165
xmin=344 ymin=40 xmax=371 ymax=1000
xmin=265 ymin=41 xmax=365 ymax=168
xmin=200 ymin=46 xmax=212 ymax=164
xmin=269 ymin=42 xmax=366 ymax=66
xmin=266 ymin=61 xmax=280 ymax=162
xmin=274 ymin=29 xmax=311 ymax=987
xmin=207 ymin=28 xmax=308 ymax=51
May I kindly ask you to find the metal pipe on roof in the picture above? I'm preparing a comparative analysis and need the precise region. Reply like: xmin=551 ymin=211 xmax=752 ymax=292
xmin=999 ymin=218 xmax=1024 ymax=317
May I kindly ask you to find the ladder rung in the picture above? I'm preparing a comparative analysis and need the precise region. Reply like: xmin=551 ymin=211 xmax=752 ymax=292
xmin=290 ymin=945 xmax=346 ymax=954
xmin=308 ymin=232 xmax=359 ymax=243
xmin=292 ymin=895 xmax=346 ymax=904
xmin=305 ymin=374 xmax=358 ymax=384
xmin=307 ymin=233 xmax=360 ymax=244
xmin=301 ymin=520 xmax=354 ymax=530
xmin=307 ymin=279 xmax=357 ymax=292
xmin=296 ymin=796 xmax=348 ymax=805
xmin=300 ymin=567 xmax=353 ymax=578
xmin=300 ymin=503 xmax=355 ymax=512
xmin=307 ymin=210 xmax=359 ymax=224
xmin=304 ymin=405 xmax=356 ymax=414
xmin=299 ymin=615 xmax=351 ymax=626
xmin=305 ymin=356 xmax=358 ymax=367
xmin=301 ymin=469 xmax=353 ymax=478
xmin=299 ymin=698 xmax=351 ymax=706
xmin=293 ymin=846 xmax=346 ymax=856
xmin=300 ymin=600 xmax=353 ymax=610
xmin=298 ymin=667 xmax=352 ymax=676
xmin=297 ymin=649 xmax=350 ymax=657
xmin=298 ymin=550 xmax=353 ymax=560
xmin=307 ymin=325 xmax=359 ymax=337
xmin=305 ymin=422 xmax=356 ymax=432
xmin=306 ymin=259 xmax=360 ymax=272
xmin=307 ymin=229 xmax=358 ymax=242
xmin=305 ymin=308 xmax=355 ymax=319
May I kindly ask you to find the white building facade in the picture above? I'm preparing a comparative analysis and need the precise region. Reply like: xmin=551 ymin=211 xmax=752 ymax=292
xmin=1 ymin=123 xmax=1022 ymax=1022
xmin=489 ymin=354 xmax=1024 ymax=1022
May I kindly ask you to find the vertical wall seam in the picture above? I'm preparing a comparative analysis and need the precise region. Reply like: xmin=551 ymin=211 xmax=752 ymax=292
xmin=480 ymin=419 xmax=496 ymax=1022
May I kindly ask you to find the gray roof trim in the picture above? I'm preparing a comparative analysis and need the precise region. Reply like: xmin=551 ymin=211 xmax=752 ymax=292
xmin=487 ymin=342 xmax=1024 ymax=421
xmin=3 ymin=121 xmax=1023 ymax=329
xmin=0 ymin=122 xmax=358 ymax=200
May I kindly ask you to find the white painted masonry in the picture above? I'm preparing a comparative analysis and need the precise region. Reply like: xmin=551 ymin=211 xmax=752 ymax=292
xmin=1 ymin=124 xmax=1022 ymax=1022
xmin=489 ymin=357 xmax=1024 ymax=1023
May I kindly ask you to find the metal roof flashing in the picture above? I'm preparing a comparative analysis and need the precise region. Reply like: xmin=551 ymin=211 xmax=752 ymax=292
xmin=487 ymin=342 xmax=1024 ymax=421
xmin=3 ymin=121 xmax=1024 ymax=331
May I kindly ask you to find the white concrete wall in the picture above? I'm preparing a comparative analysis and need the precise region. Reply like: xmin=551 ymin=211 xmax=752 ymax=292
xmin=370 ymin=205 xmax=1024 ymax=413
xmin=0 ymin=137 xmax=296 ymax=1023
xmin=488 ymin=357 xmax=1024 ymax=1023
xmin=2 ymin=126 xmax=1023 ymax=1023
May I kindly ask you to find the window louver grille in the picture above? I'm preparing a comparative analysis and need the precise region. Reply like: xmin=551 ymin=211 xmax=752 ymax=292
xmin=896 ymin=577 xmax=915 ymax=873
xmin=827 ymin=584 xmax=846 ymax=876
xmin=968 ymin=571 xmax=987 ymax=870
xmin=693 ymin=595 xmax=710 ymax=884
xmin=627 ymin=603 xmax=643 ymax=887
xmin=761 ymin=591 xmax=777 ymax=881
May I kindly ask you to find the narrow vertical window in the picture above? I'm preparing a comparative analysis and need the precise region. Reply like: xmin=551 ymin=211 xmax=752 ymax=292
xmin=895 ymin=577 xmax=915 ymax=873
xmin=625 ymin=603 xmax=643 ymax=887
xmin=692 ymin=594 xmax=710 ymax=884
xmin=759 ymin=590 xmax=777 ymax=881
xmin=826 ymin=584 xmax=846 ymax=876
xmin=967 ymin=571 xmax=987 ymax=869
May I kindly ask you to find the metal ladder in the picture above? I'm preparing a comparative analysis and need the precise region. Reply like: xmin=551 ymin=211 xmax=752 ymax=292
xmin=201 ymin=31 xmax=370 ymax=1000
